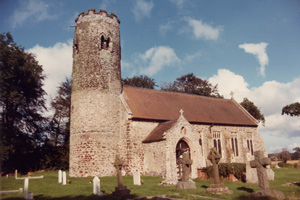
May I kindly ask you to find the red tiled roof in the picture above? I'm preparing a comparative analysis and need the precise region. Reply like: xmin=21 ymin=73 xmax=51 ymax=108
xmin=142 ymin=120 xmax=177 ymax=143
xmin=122 ymin=86 xmax=258 ymax=126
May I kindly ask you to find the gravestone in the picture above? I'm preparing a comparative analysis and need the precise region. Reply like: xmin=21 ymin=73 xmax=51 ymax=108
xmin=176 ymin=151 xmax=196 ymax=189
xmin=62 ymin=171 xmax=67 ymax=185
xmin=132 ymin=170 xmax=141 ymax=185
xmin=24 ymin=178 xmax=33 ymax=200
xmin=206 ymin=148 xmax=232 ymax=194
xmin=93 ymin=176 xmax=103 ymax=196
xmin=248 ymin=151 xmax=284 ymax=199
xmin=112 ymin=155 xmax=131 ymax=198
xmin=275 ymin=157 xmax=280 ymax=168
xmin=58 ymin=170 xmax=62 ymax=183
xmin=15 ymin=170 xmax=18 ymax=179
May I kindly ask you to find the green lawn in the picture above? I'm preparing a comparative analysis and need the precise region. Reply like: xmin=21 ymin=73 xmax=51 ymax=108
xmin=1 ymin=168 xmax=299 ymax=200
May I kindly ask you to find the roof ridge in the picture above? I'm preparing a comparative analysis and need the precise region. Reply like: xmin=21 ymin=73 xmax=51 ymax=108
xmin=123 ymin=85 xmax=229 ymax=101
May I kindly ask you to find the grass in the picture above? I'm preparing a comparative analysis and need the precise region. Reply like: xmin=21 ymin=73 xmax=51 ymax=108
xmin=0 ymin=168 xmax=299 ymax=200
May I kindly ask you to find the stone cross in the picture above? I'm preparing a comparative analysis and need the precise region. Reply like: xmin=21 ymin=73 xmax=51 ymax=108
xmin=58 ymin=170 xmax=62 ymax=183
xmin=15 ymin=170 xmax=18 ymax=179
xmin=250 ymin=150 xmax=271 ymax=190
xmin=132 ymin=170 xmax=141 ymax=185
xmin=114 ymin=155 xmax=124 ymax=188
xmin=230 ymin=91 xmax=234 ymax=99
xmin=62 ymin=171 xmax=67 ymax=185
xmin=24 ymin=178 xmax=33 ymax=199
xmin=179 ymin=151 xmax=192 ymax=181
xmin=179 ymin=109 xmax=184 ymax=116
xmin=207 ymin=148 xmax=222 ymax=184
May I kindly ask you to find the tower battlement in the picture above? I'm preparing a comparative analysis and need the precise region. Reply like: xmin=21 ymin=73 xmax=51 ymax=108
xmin=75 ymin=9 xmax=120 ymax=24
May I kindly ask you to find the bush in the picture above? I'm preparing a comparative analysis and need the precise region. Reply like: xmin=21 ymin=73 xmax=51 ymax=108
xmin=278 ymin=162 xmax=295 ymax=168
xmin=203 ymin=163 xmax=246 ymax=180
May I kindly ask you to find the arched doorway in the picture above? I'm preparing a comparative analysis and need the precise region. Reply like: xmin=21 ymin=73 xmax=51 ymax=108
xmin=176 ymin=139 xmax=191 ymax=179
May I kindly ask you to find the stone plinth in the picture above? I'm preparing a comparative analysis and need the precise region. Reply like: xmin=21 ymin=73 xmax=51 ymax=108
xmin=112 ymin=186 xmax=131 ymax=199
xmin=206 ymin=183 xmax=233 ymax=194
xmin=248 ymin=189 xmax=284 ymax=200
xmin=176 ymin=180 xmax=196 ymax=189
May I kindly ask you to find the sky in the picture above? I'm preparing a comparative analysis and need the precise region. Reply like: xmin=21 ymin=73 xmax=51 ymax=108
xmin=1 ymin=0 xmax=299 ymax=154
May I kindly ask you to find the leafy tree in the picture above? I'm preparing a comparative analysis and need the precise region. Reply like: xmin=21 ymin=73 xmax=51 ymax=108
xmin=292 ymin=147 xmax=300 ymax=160
xmin=47 ymin=77 xmax=71 ymax=169
xmin=0 ymin=32 xmax=47 ymax=174
xmin=282 ymin=102 xmax=300 ymax=117
xmin=280 ymin=148 xmax=291 ymax=163
xmin=161 ymin=73 xmax=223 ymax=98
xmin=240 ymin=98 xmax=265 ymax=126
xmin=122 ymin=75 xmax=157 ymax=89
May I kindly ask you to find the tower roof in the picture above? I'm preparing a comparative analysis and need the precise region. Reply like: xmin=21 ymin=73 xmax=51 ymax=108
xmin=122 ymin=86 xmax=258 ymax=126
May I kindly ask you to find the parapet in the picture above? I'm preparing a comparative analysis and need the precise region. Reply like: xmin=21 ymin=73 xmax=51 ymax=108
xmin=75 ymin=9 xmax=120 ymax=24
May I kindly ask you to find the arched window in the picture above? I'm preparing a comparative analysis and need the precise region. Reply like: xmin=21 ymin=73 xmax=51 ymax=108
xmin=213 ymin=131 xmax=222 ymax=156
xmin=101 ymin=36 xmax=110 ymax=50
xmin=231 ymin=133 xmax=239 ymax=157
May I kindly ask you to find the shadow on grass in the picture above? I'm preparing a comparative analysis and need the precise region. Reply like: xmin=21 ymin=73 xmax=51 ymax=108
xmin=200 ymin=185 xmax=209 ymax=189
xmin=2 ymin=193 xmax=139 ymax=200
xmin=237 ymin=186 xmax=254 ymax=193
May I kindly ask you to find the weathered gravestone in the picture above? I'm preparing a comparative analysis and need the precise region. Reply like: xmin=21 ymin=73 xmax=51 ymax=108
xmin=112 ymin=155 xmax=131 ymax=199
xmin=248 ymin=150 xmax=284 ymax=199
xmin=24 ymin=178 xmax=33 ymax=200
xmin=206 ymin=148 xmax=232 ymax=194
xmin=176 ymin=151 xmax=196 ymax=189
xmin=93 ymin=176 xmax=103 ymax=196
xmin=58 ymin=170 xmax=62 ymax=183
xmin=62 ymin=171 xmax=67 ymax=185
xmin=132 ymin=170 xmax=141 ymax=185
xmin=275 ymin=157 xmax=280 ymax=168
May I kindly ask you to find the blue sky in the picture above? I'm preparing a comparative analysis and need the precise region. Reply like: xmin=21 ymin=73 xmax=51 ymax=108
xmin=1 ymin=0 xmax=299 ymax=153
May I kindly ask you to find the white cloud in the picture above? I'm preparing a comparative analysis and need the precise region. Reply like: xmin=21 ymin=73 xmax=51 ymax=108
xmin=11 ymin=0 xmax=58 ymax=28
xmin=239 ymin=42 xmax=269 ymax=77
xmin=27 ymin=41 xmax=73 ymax=110
xmin=209 ymin=69 xmax=300 ymax=152
xmin=185 ymin=17 xmax=222 ymax=41
xmin=132 ymin=0 xmax=154 ymax=22
xmin=136 ymin=46 xmax=180 ymax=76
xmin=169 ymin=0 xmax=187 ymax=10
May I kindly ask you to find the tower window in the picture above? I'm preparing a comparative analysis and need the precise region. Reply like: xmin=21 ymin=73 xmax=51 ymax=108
xmin=101 ymin=36 xmax=110 ymax=50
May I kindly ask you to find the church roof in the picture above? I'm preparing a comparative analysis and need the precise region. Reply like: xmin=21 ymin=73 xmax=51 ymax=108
xmin=142 ymin=120 xmax=177 ymax=143
xmin=122 ymin=86 xmax=258 ymax=127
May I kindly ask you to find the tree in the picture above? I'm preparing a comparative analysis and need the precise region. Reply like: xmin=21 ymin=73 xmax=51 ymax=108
xmin=240 ymin=98 xmax=265 ymax=126
xmin=161 ymin=73 xmax=223 ymax=98
xmin=280 ymin=148 xmax=291 ymax=163
xmin=291 ymin=147 xmax=300 ymax=160
xmin=122 ymin=75 xmax=157 ymax=89
xmin=0 ymin=33 xmax=47 ymax=173
xmin=47 ymin=77 xmax=71 ymax=169
xmin=282 ymin=102 xmax=300 ymax=117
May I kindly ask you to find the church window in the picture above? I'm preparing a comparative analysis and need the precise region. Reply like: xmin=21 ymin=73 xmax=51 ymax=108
xmin=181 ymin=127 xmax=186 ymax=135
xmin=213 ymin=131 xmax=222 ymax=156
xmin=101 ymin=36 xmax=110 ymax=50
xmin=231 ymin=133 xmax=239 ymax=157
xmin=246 ymin=132 xmax=254 ymax=155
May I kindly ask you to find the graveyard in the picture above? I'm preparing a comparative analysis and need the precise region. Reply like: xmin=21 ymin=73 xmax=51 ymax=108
xmin=1 ymin=168 xmax=299 ymax=200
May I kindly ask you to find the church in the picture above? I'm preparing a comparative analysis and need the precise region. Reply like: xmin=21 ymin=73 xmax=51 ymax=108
xmin=69 ymin=9 xmax=266 ymax=180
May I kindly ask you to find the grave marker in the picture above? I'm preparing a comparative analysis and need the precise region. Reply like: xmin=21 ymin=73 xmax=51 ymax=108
xmin=24 ymin=178 xmax=33 ymax=199
xmin=133 ymin=170 xmax=141 ymax=185
xmin=93 ymin=176 xmax=103 ymax=196
xmin=112 ymin=155 xmax=131 ymax=198
xmin=62 ymin=171 xmax=67 ymax=185
xmin=58 ymin=170 xmax=62 ymax=183
xmin=176 ymin=151 xmax=196 ymax=189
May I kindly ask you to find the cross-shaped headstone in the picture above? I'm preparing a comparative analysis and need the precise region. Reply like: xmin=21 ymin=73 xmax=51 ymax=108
xmin=250 ymin=150 xmax=271 ymax=190
xmin=207 ymin=148 xmax=222 ymax=184
xmin=114 ymin=155 xmax=124 ymax=188
xmin=230 ymin=91 xmax=234 ymax=99
xmin=178 ymin=151 xmax=192 ymax=181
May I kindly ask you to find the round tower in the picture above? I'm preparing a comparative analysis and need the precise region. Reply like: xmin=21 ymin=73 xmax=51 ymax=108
xmin=69 ymin=9 xmax=122 ymax=177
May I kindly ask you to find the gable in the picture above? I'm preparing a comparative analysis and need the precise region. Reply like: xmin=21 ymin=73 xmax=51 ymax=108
xmin=122 ymin=86 xmax=258 ymax=127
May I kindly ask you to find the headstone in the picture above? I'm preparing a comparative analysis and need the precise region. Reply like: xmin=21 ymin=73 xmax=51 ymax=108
xmin=58 ymin=170 xmax=62 ymax=183
xmin=176 ymin=151 xmax=196 ymax=189
xmin=93 ymin=176 xmax=103 ymax=196
xmin=62 ymin=171 xmax=67 ymax=185
xmin=206 ymin=148 xmax=232 ymax=194
xmin=132 ymin=170 xmax=141 ymax=185
xmin=248 ymin=151 xmax=284 ymax=199
xmin=275 ymin=157 xmax=280 ymax=168
xmin=24 ymin=178 xmax=33 ymax=199
xmin=112 ymin=155 xmax=131 ymax=198
xmin=15 ymin=170 xmax=18 ymax=179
